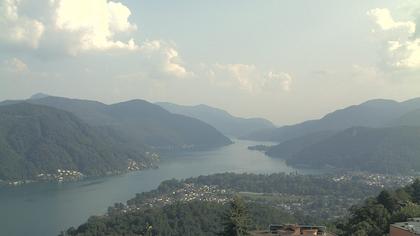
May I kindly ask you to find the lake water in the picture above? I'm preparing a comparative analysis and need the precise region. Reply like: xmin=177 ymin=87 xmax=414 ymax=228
xmin=0 ymin=140 xmax=317 ymax=236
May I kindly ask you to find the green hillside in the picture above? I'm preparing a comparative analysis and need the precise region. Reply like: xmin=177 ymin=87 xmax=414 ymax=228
xmin=286 ymin=126 xmax=420 ymax=173
xmin=266 ymin=130 xmax=336 ymax=159
xmin=0 ymin=103 xmax=153 ymax=181
xmin=27 ymin=96 xmax=232 ymax=150
xmin=390 ymin=108 xmax=420 ymax=127
xmin=336 ymin=179 xmax=420 ymax=236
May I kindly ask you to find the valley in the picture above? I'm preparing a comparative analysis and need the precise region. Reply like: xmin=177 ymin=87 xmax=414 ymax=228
xmin=2 ymin=95 xmax=420 ymax=236
xmin=0 ymin=139 xmax=301 ymax=236
xmin=2 ymin=2 xmax=419 ymax=235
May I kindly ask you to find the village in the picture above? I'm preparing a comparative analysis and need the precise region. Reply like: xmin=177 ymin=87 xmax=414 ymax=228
xmin=107 ymin=171 xmax=417 ymax=222
xmin=120 ymin=183 xmax=232 ymax=213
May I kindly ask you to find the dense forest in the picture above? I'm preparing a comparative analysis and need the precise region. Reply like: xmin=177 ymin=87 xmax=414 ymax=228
xmin=285 ymin=126 xmax=420 ymax=173
xmin=25 ymin=96 xmax=232 ymax=150
xmin=0 ymin=103 xmax=154 ymax=181
xmin=60 ymin=200 xmax=295 ymax=236
xmin=0 ymin=95 xmax=236 ymax=181
xmin=265 ymin=126 xmax=420 ymax=174
xmin=265 ymin=130 xmax=336 ymax=159
xmin=335 ymin=179 xmax=420 ymax=236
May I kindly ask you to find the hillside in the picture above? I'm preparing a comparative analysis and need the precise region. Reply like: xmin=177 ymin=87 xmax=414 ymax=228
xmin=286 ymin=126 xmax=420 ymax=173
xmin=389 ymin=108 xmax=420 ymax=127
xmin=265 ymin=130 xmax=336 ymax=159
xmin=336 ymin=180 xmax=420 ymax=236
xmin=156 ymin=102 xmax=275 ymax=137
xmin=244 ymin=98 xmax=420 ymax=142
xmin=25 ymin=96 xmax=232 ymax=150
xmin=61 ymin=172 xmax=387 ymax=236
xmin=0 ymin=103 xmax=154 ymax=181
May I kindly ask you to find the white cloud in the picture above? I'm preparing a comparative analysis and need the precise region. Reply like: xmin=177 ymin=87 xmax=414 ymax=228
xmin=211 ymin=64 xmax=258 ymax=92
xmin=367 ymin=8 xmax=420 ymax=69
xmin=53 ymin=0 xmax=138 ymax=54
xmin=0 ymin=0 xmax=138 ymax=53
xmin=265 ymin=72 xmax=292 ymax=91
xmin=0 ymin=0 xmax=192 ymax=79
xmin=0 ymin=0 xmax=289 ymax=90
xmin=139 ymin=40 xmax=190 ymax=78
xmin=368 ymin=8 xmax=415 ymax=34
xmin=0 ymin=0 xmax=45 ymax=48
xmin=206 ymin=63 xmax=292 ymax=93
xmin=2 ymin=57 xmax=28 ymax=73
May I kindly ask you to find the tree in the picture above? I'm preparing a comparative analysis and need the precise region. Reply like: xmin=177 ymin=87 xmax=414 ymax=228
xmin=377 ymin=190 xmax=398 ymax=213
xmin=410 ymin=179 xmax=420 ymax=204
xmin=344 ymin=200 xmax=390 ymax=236
xmin=220 ymin=195 xmax=251 ymax=236
xmin=391 ymin=202 xmax=420 ymax=223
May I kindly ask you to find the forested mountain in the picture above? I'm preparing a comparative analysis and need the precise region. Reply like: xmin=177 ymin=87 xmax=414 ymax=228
xmin=284 ymin=126 xmax=420 ymax=173
xmin=105 ymin=100 xmax=232 ymax=149
xmin=156 ymin=102 xmax=275 ymax=137
xmin=244 ymin=98 xmax=420 ymax=142
xmin=336 ymin=179 xmax=420 ymax=236
xmin=265 ymin=130 xmax=336 ymax=159
xmin=257 ymin=98 xmax=420 ymax=174
xmin=389 ymin=108 xmax=420 ymax=127
xmin=11 ymin=95 xmax=232 ymax=150
xmin=0 ymin=103 xmax=154 ymax=181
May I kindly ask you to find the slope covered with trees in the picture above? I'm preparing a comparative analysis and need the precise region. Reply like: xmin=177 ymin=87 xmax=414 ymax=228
xmin=61 ymin=200 xmax=295 ymax=236
xmin=265 ymin=130 xmax=336 ymax=159
xmin=390 ymin=108 xmax=420 ymax=127
xmin=336 ymin=179 xmax=420 ymax=236
xmin=0 ymin=103 xmax=153 ymax=181
xmin=25 ymin=96 xmax=232 ymax=150
xmin=285 ymin=126 xmax=420 ymax=173
xmin=60 ymin=172 xmax=389 ymax=236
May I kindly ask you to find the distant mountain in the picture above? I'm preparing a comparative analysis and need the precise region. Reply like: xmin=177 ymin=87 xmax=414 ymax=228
xmin=285 ymin=126 xmax=420 ymax=174
xmin=29 ymin=93 xmax=50 ymax=100
xmin=244 ymin=98 xmax=420 ymax=142
xmin=156 ymin=102 xmax=275 ymax=137
xmin=265 ymin=130 xmax=336 ymax=159
xmin=389 ymin=108 xmax=420 ymax=127
xmin=0 ymin=103 xmax=153 ymax=181
xmin=26 ymin=96 xmax=232 ymax=150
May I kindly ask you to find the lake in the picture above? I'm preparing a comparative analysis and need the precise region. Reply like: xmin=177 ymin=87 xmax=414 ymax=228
xmin=0 ymin=139 xmax=318 ymax=236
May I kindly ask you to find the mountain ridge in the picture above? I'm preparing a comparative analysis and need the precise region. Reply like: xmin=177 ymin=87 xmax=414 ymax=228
xmin=0 ymin=102 xmax=154 ymax=181
xmin=244 ymin=97 xmax=420 ymax=142
xmin=156 ymin=102 xmax=275 ymax=137
xmin=0 ymin=95 xmax=233 ymax=150
xmin=282 ymin=126 xmax=420 ymax=173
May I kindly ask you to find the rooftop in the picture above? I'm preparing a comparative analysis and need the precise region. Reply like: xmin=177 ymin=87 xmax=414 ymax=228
xmin=250 ymin=224 xmax=334 ymax=236
xmin=391 ymin=218 xmax=420 ymax=234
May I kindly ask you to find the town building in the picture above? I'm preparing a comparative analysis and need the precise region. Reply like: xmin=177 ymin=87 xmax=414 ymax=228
xmin=390 ymin=218 xmax=420 ymax=236
xmin=251 ymin=224 xmax=331 ymax=236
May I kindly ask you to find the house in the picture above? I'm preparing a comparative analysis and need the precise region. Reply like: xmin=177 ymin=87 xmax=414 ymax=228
xmin=251 ymin=224 xmax=331 ymax=236
xmin=390 ymin=218 xmax=420 ymax=236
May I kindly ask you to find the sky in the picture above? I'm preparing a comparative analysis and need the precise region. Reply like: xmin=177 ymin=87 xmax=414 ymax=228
xmin=0 ymin=0 xmax=420 ymax=125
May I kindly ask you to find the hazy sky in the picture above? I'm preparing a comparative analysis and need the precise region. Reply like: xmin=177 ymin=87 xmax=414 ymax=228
xmin=1 ymin=0 xmax=420 ymax=125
